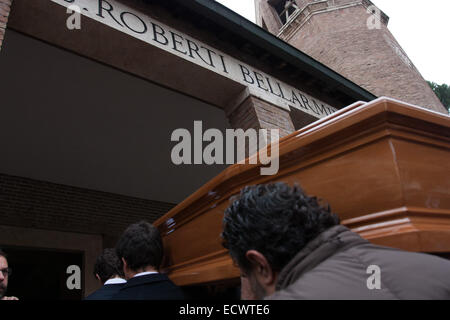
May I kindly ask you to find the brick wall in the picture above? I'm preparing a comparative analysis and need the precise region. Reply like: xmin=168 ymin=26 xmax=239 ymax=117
xmin=0 ymin=173 xmax=176 ymax=244
xmin=256 ymin=0 xmax=282 ymax=35
xmin=0 ymin=0 xmax=11 ymax=51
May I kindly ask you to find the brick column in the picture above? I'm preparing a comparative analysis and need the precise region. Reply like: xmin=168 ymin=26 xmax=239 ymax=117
xmin=225 ymin=93 xmax=295 ymax=164
xmin=0 ymin=0 xmax=12 ymax=51
xmin=226 ymin=96 xmax=295 ymax=138
xmin=225 ymin=90 xmax=296 ymax=139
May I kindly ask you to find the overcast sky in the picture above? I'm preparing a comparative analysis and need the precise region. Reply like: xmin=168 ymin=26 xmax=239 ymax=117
xmin=216 ymin=0 xmax=449 ymax=85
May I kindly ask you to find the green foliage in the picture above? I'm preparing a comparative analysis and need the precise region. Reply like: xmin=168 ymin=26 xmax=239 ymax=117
xmin=427 ymin=81 xmax=450 ymax=112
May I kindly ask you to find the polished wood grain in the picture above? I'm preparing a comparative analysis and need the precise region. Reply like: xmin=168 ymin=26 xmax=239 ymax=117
xmin=155 ymin=97 xmax=450 ymax=286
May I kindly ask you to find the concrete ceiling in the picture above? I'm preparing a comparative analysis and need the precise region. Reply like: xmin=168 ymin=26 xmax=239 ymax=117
xmin=0 ymin=30 xmax=231 ymax=204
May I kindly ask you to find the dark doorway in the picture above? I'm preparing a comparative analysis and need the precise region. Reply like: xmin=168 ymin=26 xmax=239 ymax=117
xmin=1 ymin=246 xmax=83 ymax=300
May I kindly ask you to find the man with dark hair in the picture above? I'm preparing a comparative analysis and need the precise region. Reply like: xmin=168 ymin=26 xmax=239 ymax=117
xmin=0 ymin=249 xmax=18 ymax=300
xmin=113 ymin=221 xmax=184 ymax=300
xmin=85 ymin=248 xmax=126 ymax=300
xmin=222 ymin=183 xmax=450 ymax=300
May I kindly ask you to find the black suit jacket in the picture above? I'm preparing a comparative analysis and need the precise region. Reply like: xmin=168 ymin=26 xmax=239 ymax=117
xmin=112 ymin=273 xmax=184 ymax=300
xmin=85 ymin=283 xmax=126 ymax=300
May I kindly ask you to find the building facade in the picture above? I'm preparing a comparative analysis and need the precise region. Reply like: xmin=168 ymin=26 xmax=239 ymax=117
xmin=0 ymin=0 xmax=446 ymax=299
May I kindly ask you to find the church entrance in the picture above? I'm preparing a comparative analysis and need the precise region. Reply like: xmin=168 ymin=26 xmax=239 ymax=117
xmin=1 ymin=246 xmax=83 ymax=300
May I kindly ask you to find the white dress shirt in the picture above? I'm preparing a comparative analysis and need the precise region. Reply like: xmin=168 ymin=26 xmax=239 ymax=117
xmin=104 ymin=278 xmax=127 ymax=285
xmin=133 ymin=271 xmax=158 ymax=278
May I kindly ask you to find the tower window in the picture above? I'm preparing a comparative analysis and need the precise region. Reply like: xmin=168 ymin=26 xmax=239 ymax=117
xmin=269 ymin=0 xmax=299 ymax=25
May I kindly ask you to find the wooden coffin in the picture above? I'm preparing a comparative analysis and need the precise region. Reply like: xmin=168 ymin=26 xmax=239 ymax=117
xmin=154 ymin=97 xmax=450 ymax=286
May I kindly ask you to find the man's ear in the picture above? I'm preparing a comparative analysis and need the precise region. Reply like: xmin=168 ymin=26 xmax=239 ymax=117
xmin=95 ymin=274 xmax=101 ymax=282
xmin=245 ymin=250 xmax=276 ymax=286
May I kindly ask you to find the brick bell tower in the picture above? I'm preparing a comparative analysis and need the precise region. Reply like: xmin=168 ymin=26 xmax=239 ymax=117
xmin=255 ymin=0 xmax=447 ymax=114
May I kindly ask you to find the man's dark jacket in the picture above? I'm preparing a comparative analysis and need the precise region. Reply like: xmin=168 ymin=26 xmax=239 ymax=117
xmin=85 ymin=283 xmax=125 ymax=300
xmin=267 ymin=225 xmax=450 ymax=300
xmin=112 ymin=273 xmax=184 ymax=300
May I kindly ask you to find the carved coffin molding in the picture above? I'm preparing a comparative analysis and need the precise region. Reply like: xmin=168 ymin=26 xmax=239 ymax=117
xmin=155 ymin=97 xmax=450 ymax=286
